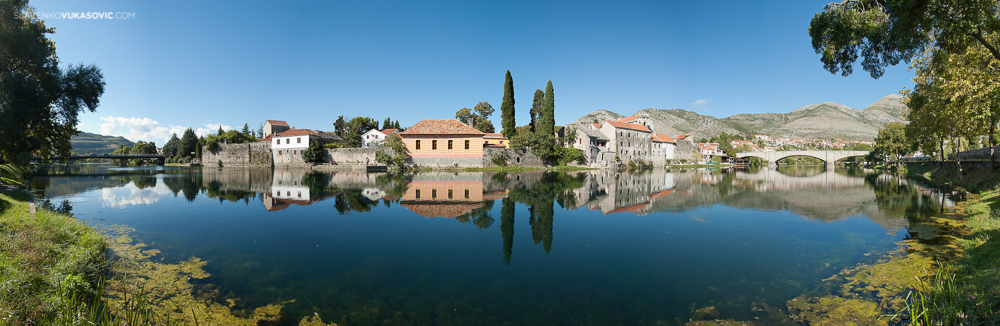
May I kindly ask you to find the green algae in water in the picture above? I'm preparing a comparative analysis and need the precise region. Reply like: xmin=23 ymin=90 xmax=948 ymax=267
xmin=786 ymin=295 xmax=886 ymax=326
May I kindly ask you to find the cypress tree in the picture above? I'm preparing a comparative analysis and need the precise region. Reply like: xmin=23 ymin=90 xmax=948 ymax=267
xmin=541 ymin=81 xmax=555 ymax=136
xmin=530 ymin=89 xmax=544 ymax=133
xmin=500 ymin=70 xmax=516 ymax=139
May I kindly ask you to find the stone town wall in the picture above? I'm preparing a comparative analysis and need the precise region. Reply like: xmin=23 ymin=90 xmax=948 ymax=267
xmin=273 ymin=147 xmax=308 ymax=167
xmin=201 ymin=142 xmax=273 ymax=167
xmin=955 ymin=146 xmax=1000 ymax=160
xmin=323 ymin=147 xmax=395 ymax=165
xmin=482 ymin=147 xmax=546 ymax=168
xmin=674 ymin=139 xmax=701 ymax=162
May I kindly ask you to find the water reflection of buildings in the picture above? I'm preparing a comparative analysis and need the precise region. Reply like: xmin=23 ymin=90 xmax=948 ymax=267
xmin=567 ymin=169 xmax=681 ymax=216
xmin=399 ymin=174 xmax=507 ymax=218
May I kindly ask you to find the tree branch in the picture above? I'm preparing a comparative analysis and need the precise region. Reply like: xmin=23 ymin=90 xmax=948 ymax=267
xmin=971 ymin=30 xmax=1000 ymax=61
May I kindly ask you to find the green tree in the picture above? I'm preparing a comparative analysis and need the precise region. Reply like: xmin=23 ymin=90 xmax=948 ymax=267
xmin=808 ymin=0 xmax=1000 ymax=79
xmin=382 ymin=117 xmax=392 ymax=130
xmin=0 ymin=0 xmax=106 ymax=164
xmin=530 ymin=89 xmax=544 ymax=133
xmin=162 ymin=133 xmax=181 ymax=157
xmin=540 ymin=81 xmax=555 ymax=136
xmin=501 ymin=70 xmax=516 ymax=139
xmin=301 ymin=141 xmax=324 ymax=163
xmin=333 ymin=116 xmax=347 ymax=139
xmin=344 ymin=117 xmax=379 ymax=147
xmin=179 ymin=128 xmax=198 ymax=158
xmin=455 ymin=108 xmax=475 ymax=125
xmin=133 ymin=141 xmax=157 ymax=155
xmin=473 ymin=101 xmax=495 ymax=133
xmin=217 ymin=126 xmax=225 ymax=136
xmin=375 ymin=134 xmax=411 ymax=168
xmin=241 ymin=123 xmax=250 ymax=136
xmin=871 ymin=121 xmax=915 ymax=167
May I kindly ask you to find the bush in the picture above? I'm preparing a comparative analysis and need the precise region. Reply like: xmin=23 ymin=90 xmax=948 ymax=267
xmin=301 ymin=142 xmax=325 ymax=163
xmin=492 ymin=152 xmax=508 ymax=167
xmin=207 ymin=142 xmax=220 ymax=152
xmin=374 ymin=135 xmax=410 ymax=169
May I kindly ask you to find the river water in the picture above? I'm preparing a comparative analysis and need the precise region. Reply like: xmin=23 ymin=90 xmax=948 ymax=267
xmin=27 ymin=164 xmax=952 ymax=325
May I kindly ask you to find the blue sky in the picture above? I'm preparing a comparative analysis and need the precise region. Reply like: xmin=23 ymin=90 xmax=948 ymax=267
xmin=34 ymin=0 xmax=915 ymax=144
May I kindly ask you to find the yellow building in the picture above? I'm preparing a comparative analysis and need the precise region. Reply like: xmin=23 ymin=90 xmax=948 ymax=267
xmin=399 ymin=119 xmax=485 ymax=168
xmin=483 ymin=133 xmax=510 ymax=148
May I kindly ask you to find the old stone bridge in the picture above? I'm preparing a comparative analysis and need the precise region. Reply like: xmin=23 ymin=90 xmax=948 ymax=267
xmin=736 ymin=150 xmax=868 ymax=167
xmin=32 ymin=154 xmax=165 ymax=166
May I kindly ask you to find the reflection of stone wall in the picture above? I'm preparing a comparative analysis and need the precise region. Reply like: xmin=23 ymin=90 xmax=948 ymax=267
xmin=202 ymin=142 xmax=273 ymax=167
xmin=482 ymin=148 xmax=545 ymax=168
xmin=200 ymin=167 xmax=273 ymax=193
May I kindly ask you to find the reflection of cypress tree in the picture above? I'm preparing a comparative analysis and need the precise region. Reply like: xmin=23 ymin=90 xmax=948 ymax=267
xmin=181 ymin=175 xmax=201 ymax=202
xmin=529 ymin=205 xmax=541 ymax=244
xmin=538 ymin=200 xmax=554 ymax=253
xmin=500 ymin=198 xmax=515 ymax=264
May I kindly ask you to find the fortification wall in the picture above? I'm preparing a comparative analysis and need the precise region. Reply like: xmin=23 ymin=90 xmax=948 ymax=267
xmin=202 ymin=142 xmax=273 ymax=167
xmin=482 ymin=147 xmax=545 ymax=168
xmin=323 ymin=148 xmax=394 ymax=165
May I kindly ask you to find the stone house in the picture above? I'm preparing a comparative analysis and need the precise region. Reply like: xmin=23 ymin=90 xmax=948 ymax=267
xmin=651 ymin=134 xmax=677 ymax=165
xmin=399 ymin=119 xmax=485 ymax=168
xmin=263 ymin=120 xmax=290 ymax=137
xmin=361 ymin=128 xmax=398 ymax=148
xmin=272 ymin=128 xmax=343 ymax=165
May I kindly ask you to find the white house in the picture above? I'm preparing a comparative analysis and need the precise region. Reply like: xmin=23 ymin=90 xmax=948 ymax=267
xmin=651 ymin=134 xmax=677 ymax=164
xmin=361 ymin=129 xmax=398 ymax=148
xmin=272 ymin=128 xmax=343 ymax=164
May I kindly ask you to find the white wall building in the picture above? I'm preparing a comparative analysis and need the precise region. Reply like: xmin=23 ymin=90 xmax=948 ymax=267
xmin=361 ymin=129 xmax=398 ymax=148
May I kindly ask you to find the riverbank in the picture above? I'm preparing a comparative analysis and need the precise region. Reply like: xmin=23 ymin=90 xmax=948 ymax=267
xmin=0 ymin=190 xmax=108 ymax=324
xmin=903 ymin=163 xmax=1000 ymax=325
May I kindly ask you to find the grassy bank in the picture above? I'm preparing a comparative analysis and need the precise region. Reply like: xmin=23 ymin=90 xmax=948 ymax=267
xmin=0 ymin=190 xmax=108 ymax=325
xmin=903 ymin=163 xmax=1000 ymax=325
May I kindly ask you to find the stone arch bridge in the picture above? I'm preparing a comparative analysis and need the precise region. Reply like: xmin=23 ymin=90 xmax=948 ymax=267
xmin=736 ymin=150 xmax=868 ymax=167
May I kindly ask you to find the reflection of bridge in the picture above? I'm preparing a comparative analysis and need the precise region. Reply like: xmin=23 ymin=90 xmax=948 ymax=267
xmin=32 ymin=154 xmax=165 ymax=166
xmin=736 ymin=150 xmax=868 ymax=167
xmin=735 ymin=169 xmax=866 ymax=191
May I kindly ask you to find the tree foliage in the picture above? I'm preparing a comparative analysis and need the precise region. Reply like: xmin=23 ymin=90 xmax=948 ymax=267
xmin=540 ymin=81 xmax=555 ymax=136
xmin=871 ymin=121 xmax=915 ymax=165
xmin=301 ymin=141 xmax=324 ymax=163
xmin=501 ymin=70 xmax=516 ymax=139
xmin=455 ymin=102 xmax=495 ymax=133
xmin=162 ymin=133 xmax=181 ymax=157
xmin=808 ymin=0 xmax=1000 ymax=79
xmin=530 ymin=89 xmax=544 ymax=133
xmin=179 ymin=128 xmax=199 ymax=158
xmin=0 ymin=0 xmax=106 ymax=164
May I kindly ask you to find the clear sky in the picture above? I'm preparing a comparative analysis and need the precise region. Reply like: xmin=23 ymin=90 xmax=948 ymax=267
xmin=33 ymin=0 xmax=916 ymax=144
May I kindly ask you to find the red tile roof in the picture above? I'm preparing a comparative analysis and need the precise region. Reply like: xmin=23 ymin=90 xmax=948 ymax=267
xmin=591 ymin=123 xmax=602 ymax=129
xmin=276 ymin=128 xmax=321 ymax=137
xmin=400 ymin=119 xmax=485 ymax=135
xmin=266 ymin=120 xmax=288 ymax=126
xmin=676 ymin=134 xmax=691 ymax=140
xmin=652 ymin=134 xmax=676 ymax=143
xmin=483 ymin=133 xmax=506 ymax=139
xmin=607 ymin=203 xmax=649 ymax=215
xmin=618 ymin=115 xmax=637 ymax=122
xmin=605 ymin=120 xmax=651 ymax=132
xmin=380 ymin=129 xmax=398 ymax=135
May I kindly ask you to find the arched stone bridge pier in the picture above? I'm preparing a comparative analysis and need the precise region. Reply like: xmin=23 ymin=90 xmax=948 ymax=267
xmin=736 ymin=150 xmax=868 ymax=168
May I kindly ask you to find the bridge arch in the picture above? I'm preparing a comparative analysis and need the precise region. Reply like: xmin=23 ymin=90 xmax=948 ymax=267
xmin=736 ymin=150 xmax=869 ymax=167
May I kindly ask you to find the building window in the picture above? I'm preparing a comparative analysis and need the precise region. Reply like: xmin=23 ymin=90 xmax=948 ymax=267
xmin=415 ymin=189 xmax=420 ymax=199
xmin=448 ymin=189 xmax=453 ymax=199
xmin=278 ymin=150 xmax=282 ymax=155
xmin=432 ymin=140 xmax=437 ymax=150
xmin=465 ymin=140 xmax=470 ymax=150
xmin=500 ymin=141 xmax=503 ymax=145
xmin=275 ymin=139 xmax=279 ymax=145
xmin=416 ymin=140 xmax=421 ymax=150
xmin=448 ymin=140 xmax=453 ymax=150
xmin=432 ymin=189 xmax=437 ymax=199
xmin=286 ymin=139 xmax=290 ymax=144
xmin=297 ymin=137 xmax=301 ymax=143
xmin=464 ymin=189 xmax=469 ymax=199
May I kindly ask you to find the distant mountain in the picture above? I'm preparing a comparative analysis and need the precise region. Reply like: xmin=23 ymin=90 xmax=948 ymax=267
xmin=567 ymin=94 xmax=906 ymax=141
xmin=71 ymin=131 xmax=134 ymax=155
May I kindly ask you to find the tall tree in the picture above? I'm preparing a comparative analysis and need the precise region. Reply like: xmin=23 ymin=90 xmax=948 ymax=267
xmin=382 ymin=117 xmax=392 ymax=130
xmin=162 ymin=133 xmax=181 ymax=157
xmin=241 ymin=123 xmax=250 ymax=136
xmin=500 ymin=70 xmax=516 ymax=139
xmin=808 ymin=0 xmax=1000 ymax=79
xmin=871 ymin=121 xmax=915 ymax=166
xmin=540 ymin=81 xmax=555 ymax=136
xmin=179 ymin=128 xmax=198 ymax=158
xmin=333 ymin=116 xmax=347 ymax=138
xmin=473 ymin=101 xmax=495 ymax=133
xmin=455 ymin=108 xmax=475 ymax=125
xmin=0 ymin=0 xmax=106 ymax=164
xmin=530 ymin=89 xmax=544 ymax=133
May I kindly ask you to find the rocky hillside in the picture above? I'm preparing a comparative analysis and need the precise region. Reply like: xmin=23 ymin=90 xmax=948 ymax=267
xmin=71 ymin=131 xmax=134 ymax=155
xmin=567 ymin=94 xmax=906 ymax=141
